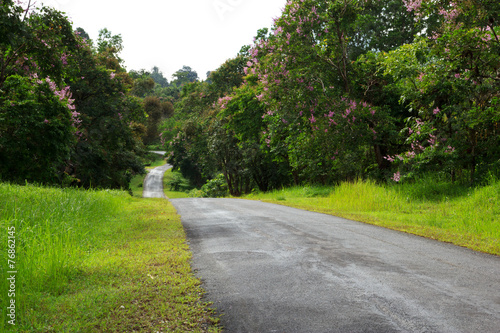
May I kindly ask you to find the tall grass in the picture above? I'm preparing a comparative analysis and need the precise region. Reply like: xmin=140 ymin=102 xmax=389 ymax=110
xmin=246 ymin=178 xmax=500 ymax=255
xmin=0 ymin=183 xmax=219 ymax=332
xmin=0 ymin=183 xmax=124 ymax=330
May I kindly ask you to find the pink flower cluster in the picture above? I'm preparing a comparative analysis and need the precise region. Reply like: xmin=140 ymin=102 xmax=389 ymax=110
xmin=403 ymin=0 xmax=423 ymax=13
xmin=218 ymin=96 xmax=233 ymax=109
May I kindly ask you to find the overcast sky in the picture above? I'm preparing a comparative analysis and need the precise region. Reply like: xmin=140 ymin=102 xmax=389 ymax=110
xmin=40 ymin=0 xmax=286 ymax=81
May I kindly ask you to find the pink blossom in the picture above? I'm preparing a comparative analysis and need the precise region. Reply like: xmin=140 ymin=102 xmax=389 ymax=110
xmin=439 ymin=6 xmax=460 ymax=21
xmin=218 ymin=96 xmax=233 ymax=109
xmin=403 ymin=0 xmax=423 ymax=13
xmin=61 ymin=53 xmax=68 ymax=66
xmin=433 ymin=107 xmax=440 ymax=115
xmin=445 ymin=146 xmax=456 ymax=154
xmin=406 ymin=151 xmax=416 ymax=158
xmin=392 ymin=171 xmax=401 ymax=182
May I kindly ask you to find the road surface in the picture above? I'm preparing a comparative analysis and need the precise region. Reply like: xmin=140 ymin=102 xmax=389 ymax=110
xmin=171 ymin=198 xmax=500 ymax=333
xmin=142 ymin=162 xmax=171 ymax=198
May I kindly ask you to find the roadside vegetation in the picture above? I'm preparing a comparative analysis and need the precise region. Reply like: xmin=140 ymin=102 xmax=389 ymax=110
xmin=0 ymin=183 xmax=220 ymax=332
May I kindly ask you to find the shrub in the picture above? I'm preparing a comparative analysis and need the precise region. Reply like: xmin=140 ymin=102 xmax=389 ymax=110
xmin=200 ymin=174 xmax=228 ymax=198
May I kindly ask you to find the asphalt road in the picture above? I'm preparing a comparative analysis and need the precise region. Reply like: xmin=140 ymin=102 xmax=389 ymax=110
xmin=142 ymin=163 xmax=171 ymax=198
xmin=170 ymin=198 xmax=500 ymax=333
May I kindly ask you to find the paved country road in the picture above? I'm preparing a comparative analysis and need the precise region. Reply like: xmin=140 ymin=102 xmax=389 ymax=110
xmin=170 ymin=198 xmax=500 ymax=333
xmin=142 ymin=156 xmax=171 ymax=198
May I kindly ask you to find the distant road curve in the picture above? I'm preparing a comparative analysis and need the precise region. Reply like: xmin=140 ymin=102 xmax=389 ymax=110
xmin=150 ymin=151 xmax=166 ymax=155
xmin=142 ymin=152 xmax=171 ymax=198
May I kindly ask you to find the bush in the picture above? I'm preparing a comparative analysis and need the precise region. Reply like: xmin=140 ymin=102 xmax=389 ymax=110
xmin=167 ymin=172 xmax=191 ymax=192
xmin=200 ymin=174 xmax=228 ymax=198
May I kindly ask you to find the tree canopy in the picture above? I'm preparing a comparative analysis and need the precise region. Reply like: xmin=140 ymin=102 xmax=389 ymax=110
xmin=161 ymin=0 xmax=500 ymax=195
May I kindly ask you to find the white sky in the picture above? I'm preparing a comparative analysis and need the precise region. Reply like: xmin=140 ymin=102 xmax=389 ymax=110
xmin=40 ymin=0 xmax=286 ymax=81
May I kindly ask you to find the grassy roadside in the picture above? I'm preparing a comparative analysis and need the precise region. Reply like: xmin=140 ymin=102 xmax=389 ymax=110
xmin=0 ymin=183 xmax=220 ymax=332
xmin=162 ymin=169 xmax=192 ymax=199
xmin=243 ymin=179 xmax=500 ymax=256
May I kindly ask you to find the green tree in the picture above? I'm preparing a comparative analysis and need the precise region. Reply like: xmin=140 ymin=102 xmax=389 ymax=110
xmin=0 ymin=2 xmax=79 ymax=184
xmin=172 ymin=65 xmax=198 ymax=86
xmin=208 ymin=56 xmax=247 ymax=99
xmin=75 ymin=27 xmax=91 ymax=41
xmin=247 ymin=0 xmax=395 ymax=183
xmin=382 ymin=0 xmax=500 ymax=183
xmin=150 ymin=66 xmax=169 ymax=87
xmin=131 ymin=77 xmax=155 ymax=97
xmin=0 ymin=75 xmax=75 ymax=183
xmin=144 ymin=96 xmax=162 ymax=145
xmin=214 ymin=82 xmax=291 ymax=193
xmin=97 ymin=28 xmax=123 ymax=62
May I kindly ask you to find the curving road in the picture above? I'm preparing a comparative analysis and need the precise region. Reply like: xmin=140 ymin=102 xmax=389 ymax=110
xmin=142 ymin=152 xmax=171 ymax=198
xmin=170 ymin=198 xmax=500 ymax=333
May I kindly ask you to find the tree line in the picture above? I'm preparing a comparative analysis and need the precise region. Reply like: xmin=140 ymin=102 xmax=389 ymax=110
xmin=162 ymin=0 xmax=500 ymax=196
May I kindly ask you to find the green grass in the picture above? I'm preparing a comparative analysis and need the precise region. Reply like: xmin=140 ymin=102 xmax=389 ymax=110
xmin=163 ymin=169 xmax=192 ymax=199
xmin=0 ymin=183 xmax=220 ymax=332
xmin=245 ymin=179 xmax=500 ymax=256
xmin=130 ymin=173 xmax=146 ymax=198
xmin=146 ymin=155 xmax=168 ymax=168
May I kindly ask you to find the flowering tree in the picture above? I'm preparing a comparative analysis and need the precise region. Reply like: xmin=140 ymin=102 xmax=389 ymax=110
xmin=243 ymin=0 xmax=396 ymax=183
xmin=0 ymin=75 xmax=75 ymax=183
xmin=383 ymin=0 xmax=500 ymax=183
xmin=0 ymin=0 xmax=144 ymax=188
xmin=0 ymin=1 xmax=79 ymax=183
xmin=162 ymin=0 xmax=500 ymax=191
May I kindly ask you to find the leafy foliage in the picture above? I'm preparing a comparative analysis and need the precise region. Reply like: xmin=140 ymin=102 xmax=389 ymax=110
xmin=0 ymin=1 xmax=144 ymax=189
xmin=0 ymin=75 xmax=74 ymax=183
xmin=160 ymin=0 xmax=499 ymax=194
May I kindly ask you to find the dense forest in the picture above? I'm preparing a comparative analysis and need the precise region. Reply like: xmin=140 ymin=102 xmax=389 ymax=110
xmin=1 ymin=0 xmax=499 ymax=195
